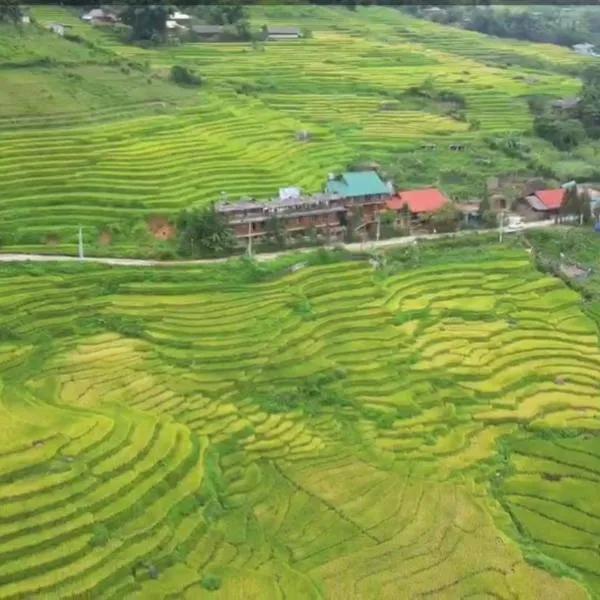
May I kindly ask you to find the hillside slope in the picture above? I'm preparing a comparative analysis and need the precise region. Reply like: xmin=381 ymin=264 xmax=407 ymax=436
xmin=0 ymin=6 xmax=595 ymax=256
xmin=0 ymin=245 xmax=599 ymax=598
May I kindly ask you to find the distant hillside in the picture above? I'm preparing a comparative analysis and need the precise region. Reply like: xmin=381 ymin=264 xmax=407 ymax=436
xmin=0 ymin=5 xmax=596 ymax=256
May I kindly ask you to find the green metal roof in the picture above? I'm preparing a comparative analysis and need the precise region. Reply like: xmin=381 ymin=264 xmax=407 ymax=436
xmin=326 ymin=171 xmax=389 ymax=198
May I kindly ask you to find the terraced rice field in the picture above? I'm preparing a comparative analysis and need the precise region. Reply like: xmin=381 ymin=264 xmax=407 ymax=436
xmin=0 ymin=247 xmax=599 ymax=598
xmin=0 ymin=5 xmax=590 ymax=251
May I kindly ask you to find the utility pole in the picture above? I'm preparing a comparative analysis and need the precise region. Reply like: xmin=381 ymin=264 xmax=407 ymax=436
xmin=247 ymin=220 xmax=252 ymax=258
xmin=499 ymin=211 xmax=504 ymax=243
xmin=78 ymin=226 xmax=84 ymax=260
xmin=376 ymin=210 xmax=381 ymax=242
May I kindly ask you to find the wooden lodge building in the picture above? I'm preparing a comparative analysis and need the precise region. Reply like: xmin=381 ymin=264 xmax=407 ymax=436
xmin=217 ymin=170 xmax=393 ymax=240
xmin=217 ymin=193 xmax=347 ymax=240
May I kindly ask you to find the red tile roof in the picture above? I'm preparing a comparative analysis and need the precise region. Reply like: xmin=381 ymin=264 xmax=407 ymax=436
xmin=533 ymin=189 xmax=565 ymax=210
xmin=387 ymin=188 xmax=449 ymax=213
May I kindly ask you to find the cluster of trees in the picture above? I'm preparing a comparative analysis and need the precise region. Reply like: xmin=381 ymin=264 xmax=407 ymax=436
xmin=560 ymin=186 xmax=593 ymax=224
xmin=191 ymin=4 xmax=251 ymax=40
xmin=531 ymin=64 xmax=600 ymax=151
xmin=119 ymin=2 xmax=173 ymax=43
xmin=177 ymin=205 xmax=237 ymax=258
xmin=117 ymin=1 xmax=251 ymax=44
xmin=403 ymin=5 xmax=600 ymax=50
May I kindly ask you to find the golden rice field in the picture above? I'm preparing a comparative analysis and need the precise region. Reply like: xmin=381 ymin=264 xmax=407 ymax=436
xmin=1 ymin=246 xmax=599 ymax=598
xmin=0 ymin=5 xmax=591 ymax=253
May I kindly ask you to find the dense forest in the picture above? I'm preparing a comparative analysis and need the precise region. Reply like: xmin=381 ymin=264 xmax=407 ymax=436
xmin=401 ymin=4 xmax=600 ymax=50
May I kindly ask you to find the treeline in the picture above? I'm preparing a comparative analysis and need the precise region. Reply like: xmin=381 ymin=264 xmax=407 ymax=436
xmin=402 ymin=5 xmax=600 ymax=50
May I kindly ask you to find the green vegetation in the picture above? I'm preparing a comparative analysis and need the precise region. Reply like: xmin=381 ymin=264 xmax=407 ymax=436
xmin=0 ymin=232 xmax=599 ymax=597
xmin=530 ymin=64 xmax=600 ymax=151
xmin=119 ymin=2 xmax=172 ymax=44
xmin=0 ymin=5 xmax=596 ymax=256
xmin=176 ymin=204 xmax=237 ymax=258
xmin=405 ymin=4 xmax=600 ymax=51
xmin=170 ymin=64 xmax=203 ymax=87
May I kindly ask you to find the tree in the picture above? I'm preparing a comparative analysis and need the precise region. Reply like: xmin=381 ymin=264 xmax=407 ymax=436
xmin=170 ymin=65 xmax=202 ymax=86
xmin=119 ymin=2 xmax=173 ymax=43
xmin=177 ymin=205 xmax=237 ymax=257
xmin=578 ymin=189 xmax=593 ymax=225
xmin=0 ymin=0 xmax=22 ymax=24
xmin=265 ymin=215 xmax=287 ymax=249
xmin=559 ymin=186 xmax=578 ymax=223
xmin=430 ymin=203 xmax=461 ymax=233
xmin=400 ymin=203 xmax=411 ymax=230
xmin=533 ymin=113 xmax=586 ymax=150
xmin=478 ymin=185 xmax=497 ymax=228
xmin=577 ymin=68 xmax=600 ymax=138
xmin=206 ymin=2 xmax=247 ymax=26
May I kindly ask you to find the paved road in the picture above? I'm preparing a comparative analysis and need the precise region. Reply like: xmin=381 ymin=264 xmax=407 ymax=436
xmin=0 ymin=220 xmax=555 ymax=268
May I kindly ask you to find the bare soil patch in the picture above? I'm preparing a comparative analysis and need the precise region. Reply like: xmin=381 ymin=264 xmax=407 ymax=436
xmin=98 ymin=231 xmax=113 ymax=246
xmin=148 ymin=216 xmax=177 ymax=241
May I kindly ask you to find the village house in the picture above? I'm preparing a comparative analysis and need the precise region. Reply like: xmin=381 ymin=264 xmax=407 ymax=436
xmin=216 ymin=191 xmax=347 ymax=241
xmin=520 ymin=188 xmax=565 ymax=220
xmin=325 ymin=170 xmax=392 ymax=235
xmin=385 ymin=187 xmax=449 ymax=225
xmin=264 ymin=26 xmax=302 ymax=41
xmin=81 ymin=9 xmax=117 ymax=25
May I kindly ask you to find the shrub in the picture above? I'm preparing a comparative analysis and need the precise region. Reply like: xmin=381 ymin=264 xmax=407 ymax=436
xmin=170 ymin=65 xmax=203 ymax=86
xmin=201 ymin=574 xmax=222 ymax=591
xmin=90 ymin=524 xmax=110 ymax=547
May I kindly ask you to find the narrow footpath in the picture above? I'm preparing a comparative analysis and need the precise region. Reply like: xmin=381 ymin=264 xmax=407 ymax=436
xmin=0 ymin=220 xmax=554 ymax=268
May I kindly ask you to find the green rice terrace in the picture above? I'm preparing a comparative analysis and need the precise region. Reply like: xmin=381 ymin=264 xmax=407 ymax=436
xmin=0 ymin=5 xmax=598 ymax=255
xmin=1 ymin=235 xmax=600 ymax=598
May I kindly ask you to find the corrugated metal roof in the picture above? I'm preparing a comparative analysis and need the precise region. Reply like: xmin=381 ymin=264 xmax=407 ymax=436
xmin=325 ymin=171 xmax=389 ymax=198
xmin=535 ymin=189 xmax=565 ymax=210
xmin=525 ymin=195 xmax=549 ymax=211
xmin=387 ymin=188 xmax=449 ymax=213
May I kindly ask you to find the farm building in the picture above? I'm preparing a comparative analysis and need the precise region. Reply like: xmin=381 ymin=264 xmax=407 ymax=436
xmin=81 ymin=9 xmax=117 ymax=24
xmin=264 ymin=26 xmax=302 ymax=41
xmin=192 ymin=25 xmax=225 ymax=40
xmin=386 ymin=188 xmax=449 ymax=221
xmin=521 ymin=189 xmax=565 ymax=219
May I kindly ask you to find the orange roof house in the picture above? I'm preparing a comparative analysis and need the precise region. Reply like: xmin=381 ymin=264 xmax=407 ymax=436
xmin=387 ymin=188 xmax=449 ymax=214
xmin=525 ymin=189 xmax=565 ymax=212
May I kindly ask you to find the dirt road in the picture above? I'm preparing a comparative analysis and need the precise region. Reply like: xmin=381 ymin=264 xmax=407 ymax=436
xmin=0 ymin=220 xmax=555 ymax=268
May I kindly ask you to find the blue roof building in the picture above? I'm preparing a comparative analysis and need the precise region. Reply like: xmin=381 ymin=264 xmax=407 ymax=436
xmin=325 ymin=171 xmax=391 ymax=199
